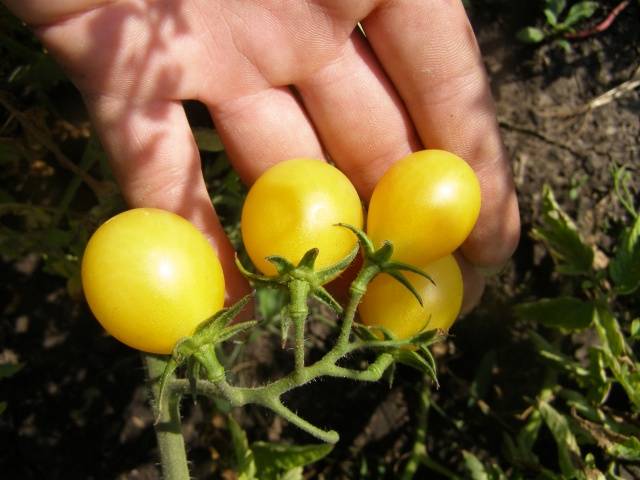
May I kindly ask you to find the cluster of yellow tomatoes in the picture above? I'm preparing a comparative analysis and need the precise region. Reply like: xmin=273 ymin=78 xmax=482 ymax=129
xmin=81 ymin=150 xmax=480 ymax=354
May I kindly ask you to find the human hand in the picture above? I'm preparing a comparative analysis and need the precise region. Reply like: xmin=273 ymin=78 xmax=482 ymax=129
xmin=4 ymin=0 xmax=520 ymax=311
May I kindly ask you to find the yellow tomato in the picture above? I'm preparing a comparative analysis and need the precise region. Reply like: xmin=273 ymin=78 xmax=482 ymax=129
xmin=358 ymin=254 xmax=463 ymax=339
xmin=81 ymin=208 xmax=225 ymax=354
xmin=241 ymin=158 xmax=363 ymax=277
xmin=366 ymin=150 xmax=481 ymax=265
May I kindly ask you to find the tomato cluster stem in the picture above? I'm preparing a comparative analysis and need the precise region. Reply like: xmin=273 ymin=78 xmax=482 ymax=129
xmin=151 ymin=226 xmax=443 ymax=473
xmin=144 ymin=354 xmax=191 ymax=480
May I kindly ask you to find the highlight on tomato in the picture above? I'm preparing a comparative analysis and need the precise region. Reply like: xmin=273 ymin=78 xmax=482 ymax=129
xmin=81 ymin=208 xmax=225 ymax=354
xmin=366 ymin=149 xmax=481 ymax=266
xmin=241 ymin=158 xmax=363 ymax=277
xmin=358 ymin=254 xmax=463 ymax=339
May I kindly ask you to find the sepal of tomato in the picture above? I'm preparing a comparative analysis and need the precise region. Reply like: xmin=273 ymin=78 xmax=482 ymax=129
xmin=155 ymin=295 xmax=256 ymax=416
xmin=366 ymin=149 xmax=481 ymax=265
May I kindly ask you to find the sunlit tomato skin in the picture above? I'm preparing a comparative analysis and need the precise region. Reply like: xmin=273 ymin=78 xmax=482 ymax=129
xmin=81 ymin=208 xmax=225 ymax=354
xmin=241 ymin=158 xmax=363 ymax=277
xmin=366 ymin=150 xmax=481 ymax=265
xmin=358 ymin=254 xmax=463 ymax=339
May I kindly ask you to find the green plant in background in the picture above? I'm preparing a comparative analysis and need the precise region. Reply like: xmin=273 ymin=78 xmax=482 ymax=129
xmin=509 ymin=166 xmax=640 ymax=478
xmin=227 ymin=415 xmax=333 ymax=480
xmin=517 ymin=0 xmax=600 ymax=50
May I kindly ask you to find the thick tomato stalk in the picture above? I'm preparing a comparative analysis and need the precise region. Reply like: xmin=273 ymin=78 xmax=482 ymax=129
xmin=241 ymin=158 xmax=363 ymax=277
xmin=81 ymin=208 xmax=225 ymax=354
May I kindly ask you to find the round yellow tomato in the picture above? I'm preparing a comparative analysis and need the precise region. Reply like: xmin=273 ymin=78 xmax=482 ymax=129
xmin=366 ymin=150 xmax=481 ymax=265
xmin=358 ymin=254 xmax=463 ymax=339
xmin=241 ymin=158 xmax=363 ymax=277
xmin=81 ymin=208 xmax=225 ymax=354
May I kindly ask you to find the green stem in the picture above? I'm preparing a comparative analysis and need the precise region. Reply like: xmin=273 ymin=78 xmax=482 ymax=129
xmin=401 ymin=383 xmax=430 ymax=480
xmin=326 ymin=353 xmax=394 ymax=381
xmin=289 ymin=279 xmax=311 ymax=373
xmin=144 ymin=354 xmax=191 ymax=480
xmin=333 ymin=264 xmax=379 ymax=353
xmin=265 ymin=399 xmax=339 ymax=443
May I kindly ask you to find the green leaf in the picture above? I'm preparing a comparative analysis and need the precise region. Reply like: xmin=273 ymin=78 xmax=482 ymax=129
xmin=562 ymin=1 xmax=599 ymax=28
xmin=609 ymin=214 xmax=640 ymax=295
xmin=596 ymin=308 xmax=626 ymax=357
xmin=555 ymin=38 xmax=572 ymax=53
xmin=193 ymin=127 xmax=225 ymax=152
xmin=0 ymin=362 xmax=23 ymax=379
xmin=515 ymin=297 xmax=593 ymax=331
xmin=228 ymin=415 xmax=257 ymax=480
xmin=532 ymin=185 xmax=594 ymax=276
xmin=516 ymin=27 xmax=546 ymax=43
xmin=0 ymin=401 xmax=6 ymax=416
xmin=280 ymin=467 xmax=304 ymax=480
xmin=545 ymin=0 xmax=567 ymax=17
xmin=462 ymin=450 xmax=495 ymax=480
xmin=631 ymin=319 xmax=640 ymax=340
xmin=587 ymin=348 xmax=610 ymax=405
xmin=516 ymin=409 xmax=543 ymax=464
xmin=609 ymin=436 xmax=640 ymax=461
xmin=544 ymin=8 xmax=558 ymax=27
xmin=612 ymin=164 xmax=637 ymax=217
xmin=538 ymin=401 xmax=582 ymax=477
xmin=252 ymin=442 xmax=333 ymax=478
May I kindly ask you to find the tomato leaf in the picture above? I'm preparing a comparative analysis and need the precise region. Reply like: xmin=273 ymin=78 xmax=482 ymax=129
xmin=594 ymin=308 xmax=626 ymax=357
xmin=609 ymin=436 xmax=640 ymax=461
xmin=228 ymin=415 xmax=257 ymax=480
xmin=562 ymin=1 xmax=598 ymax=28
xmin=544 ymin=7 xmax=558 ymax=27
xmin=546 ymin=0 xmax=567 ymax=18
xmin=462 ymin=450 xmax=507 ymax=480
xmin=516 ymin=27 xmax=546 ymax=43
xmin=515 ymin=297 xmax=594 ymax=331
xmin=529 ymin=332 xmax=590 ymax=378
xmin=537 ymin=401 xmax=583 ymax=477
xmin=532 ymin=185 xmax=594 ymax=276
xmin=609 ymin=213 xmax=640 ymax=295
xmin=251 ymin=442 xmax=333 ymax=478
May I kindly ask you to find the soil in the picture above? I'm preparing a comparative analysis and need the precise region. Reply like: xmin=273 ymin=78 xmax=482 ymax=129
xmin=1 ymin=1 xmax=639 ymax=479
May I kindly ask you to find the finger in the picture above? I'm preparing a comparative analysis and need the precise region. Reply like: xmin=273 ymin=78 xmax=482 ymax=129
xmin=2 ymin=0 xmax=112 ymax=25
xmin=85 ymin=95 xmax=250 ymax=305
xmin=205 ymin=86 xmax=325 ymax=184
xmin=363 ymin=0 xmax=520 ymax=267
xmin=454 ymin=252 xmax=485 ymax=317
xmin=295 ymin=33 xmax=419 ymax=198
